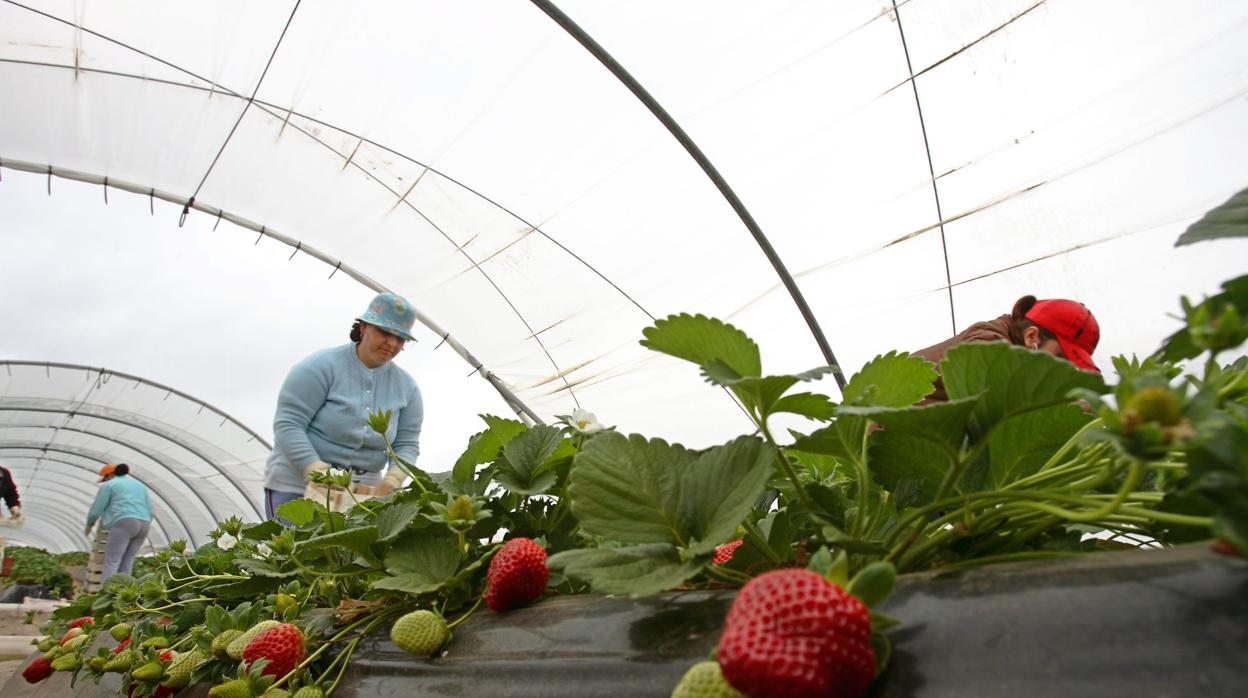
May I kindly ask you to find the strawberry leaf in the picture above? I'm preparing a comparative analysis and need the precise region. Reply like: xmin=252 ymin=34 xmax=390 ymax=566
xmin=275 ymin=499 xmax=316 ymax=527
xmin=494 ymin=425 xmax=565 ymax=495
xmin=375 ymin=530 xmax=460 ymax=594
xmin=568 ymin=433 xmax=774 ymax=555
xmin=641 ymin=313 xmax=762 ymax=379
xmin=452 ymin=415 xmax=527 ymax=483
xmin=1176 ymin=185 xmax=1248 ymax=246
xmin=987 ymin=404 xmax=1093 ymax=488
xmin=295 ymin=527 xmax=379 ymax=557
xmin=942 ymin=343 xmax=1105 ymax=439
xmin=546 ymin=544 xmax=703 ymax=597
xmin=375 ymin=502 xmax=422 ymax=542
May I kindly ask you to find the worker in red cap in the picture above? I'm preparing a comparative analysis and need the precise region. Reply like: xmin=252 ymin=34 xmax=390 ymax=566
xmin=912 ymin=295 xmax=1100 ymax=403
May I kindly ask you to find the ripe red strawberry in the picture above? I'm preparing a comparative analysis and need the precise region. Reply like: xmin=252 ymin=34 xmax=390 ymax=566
xmin=113 ymin=637 xmax=132 ymax=654
xmin=69 ymin=616 xmax=95 ymax=629
xmin=486 ymin=537 xmax=549 ymax=611
xmin=717 ymin=568 xmax=875 ymax=698
xmin=242 ymin=622 xmax=306 ymax=679
xmin=22 ymin=656 xmax=53 ymax=684
xmin=713 ymin=539 xmax=744 ymax=565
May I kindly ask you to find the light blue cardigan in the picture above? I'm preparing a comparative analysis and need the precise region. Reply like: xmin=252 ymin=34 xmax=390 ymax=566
xmin=263 ymin=344 xmax=423 ymax=495
xmin=86 ymin=475 xmax=152 ymax=530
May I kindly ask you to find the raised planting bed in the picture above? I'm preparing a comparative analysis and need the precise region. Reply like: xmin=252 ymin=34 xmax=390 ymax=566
xmin=5 ymin=545 xmax=1243 ymax=697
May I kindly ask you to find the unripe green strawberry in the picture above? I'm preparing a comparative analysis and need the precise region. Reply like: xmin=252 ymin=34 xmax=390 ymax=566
xmin=101 ymin=613 xmax=118 ymax=626
xmin=671 ymin=660 xmax=743 ymax=698
xmin=1125 ymin=386 xmax=1182 ymax=425
xmin=139 ymin=636 xmax=171 ymax=650
xmin=212 ymin=629 xmax=243 ymax=658
xmin=208 ymin=679 xmax=252 ymax=698
xmin=291 ymin=687 xmax=324 ymax=698
xmin=103 ymin=649 xmax=135 ymax=672
xmin=263 ymin=689 xmax=291 ymax=698
xmin=60 ymin=626 xmax=85 ymax=645
xmin=61 ymin=634 xmax=89 ymax=651
xmin=162 ymin=648 xmax=208 ymax=688
xmin=389 ymin=610 xmax=449 ymax=656
xmin=110 ymin=623 xmax=132 ymax=641
xmin=41 ymin=645 xmax=62 ymax=661
xmin=51 ymin=653 xmax=82 ymax=671
xmin=275 ymin=593 xmax=297 ymax=615
xmin=133 ymin=660 xmax=165 ymax=683
xmin=36 ymin=637 xmax=56 ymax=652
xmin=227 ymin=620 xmax=281 ymax=660
xmin=88 ymin=656 xmax=107 ymax=672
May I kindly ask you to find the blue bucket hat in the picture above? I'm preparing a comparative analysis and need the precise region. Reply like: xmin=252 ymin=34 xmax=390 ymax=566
xmin=357 ymin=292 xmax=417 ymax=341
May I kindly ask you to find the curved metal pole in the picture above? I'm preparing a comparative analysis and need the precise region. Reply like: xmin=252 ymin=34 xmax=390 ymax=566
xmin=5 ymin=458 xmax=175 ymax=546
xmin=0 ymin=404 xmax=263 ymax=521
xmin=0 ymin=444 xmax=197 ymax=544
xmin=4 ymin=420 xmax=235 ymax=524
xmin=0 ymin=360 xmax=271 ymax=448
xmin=528 ymin=0 xmax=847 ymax=392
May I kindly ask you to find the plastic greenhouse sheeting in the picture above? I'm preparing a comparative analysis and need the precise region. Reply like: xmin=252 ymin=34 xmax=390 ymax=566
xmin=0 ymin=361 xmax=270 ymax=552
xmin=2 ymin=1 xmax=1248 ymax=551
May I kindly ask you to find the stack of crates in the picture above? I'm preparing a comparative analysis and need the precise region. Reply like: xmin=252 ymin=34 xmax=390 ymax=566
xmin=85 ymin=527 xmax=109 ymax=593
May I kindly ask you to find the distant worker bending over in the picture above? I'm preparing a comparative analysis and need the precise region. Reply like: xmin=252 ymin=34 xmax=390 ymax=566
xmin=0 ymin=463 xmax=22 ymax=523
xmin=912 ymin=295 xmax=1100 ymax=403
xmin=262 ymin=292 xmax=424 ymax=520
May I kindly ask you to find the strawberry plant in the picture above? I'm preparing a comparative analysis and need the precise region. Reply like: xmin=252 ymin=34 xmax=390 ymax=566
xmin=32 ymin=191 xmax=1248 ymax=697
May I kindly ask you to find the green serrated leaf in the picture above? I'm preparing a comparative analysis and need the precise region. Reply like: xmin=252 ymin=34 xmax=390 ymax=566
xmin=233 ymin=559 xmax=297 ymax=579
xmin=209 ymin=576 xmax=282 ymax=598
xmin=867 ymin=428 xmax=951 ymax=508
xmin=493 ymin=468 xmax=559 ymax=496
xmin=942 ymin=343 xmax=1105 ymax=439
xmin=375 ymin=502 xmax=422 ymax=542
xmin=546 ymin=544 xmax=703 ymax=597
xmin=494 ymin=424 xmax=565 ymax=494
xmin=295 ymin=526 xmax=379 ymax=556
xmin=568 ymin=433 xmax=774 ymax=554
xmin=845 ymin=351 xmax=939 ymax=406
xmin=641 ymin=313 xmax=762 ymax=378
xmin=240 ymin=520 xmax=282 ymax=540
xmin=987 ymin=404 xmax=1092 ymax=489
xmin=841 ymin=395 xmax=980 ymax=459
xmin=1177 ymin=186 xmax=1248 ymax=246
xmin=275 ymin=499 xmax=317 ymax=526
xmin=452 ymin=415 xmax=528 ymax=483
xmin=1156 ymin=275 xmax=1248 ymax=362
xmin=771 ymin=392 xmax=837 ymax=421
xmin=381 ymin=529 xmax=461 ymax=592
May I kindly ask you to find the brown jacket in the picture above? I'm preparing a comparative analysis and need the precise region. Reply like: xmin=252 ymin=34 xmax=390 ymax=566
xmin=911 ymin=315 xmax=1019 ymax=402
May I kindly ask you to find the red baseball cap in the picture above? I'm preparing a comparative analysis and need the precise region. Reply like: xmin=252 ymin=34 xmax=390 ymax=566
xmin=1026 ymin=299 xmax=1100 ymax=373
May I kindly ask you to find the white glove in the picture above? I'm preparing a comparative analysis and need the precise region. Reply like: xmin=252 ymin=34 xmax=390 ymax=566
xmin=8 ymin=505 xmax=20 ymax=521
xmin=84 ymin=524 xmax=94 ymax=537
xmin=303 ymin=460 xmax=332 ymax=482
xmin=380 ymin=469 xmax=405 ymax=492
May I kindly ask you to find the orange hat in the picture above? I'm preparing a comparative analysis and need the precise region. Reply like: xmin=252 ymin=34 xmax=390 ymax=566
xmin=98 ymin=463 xmax=118 ymax=482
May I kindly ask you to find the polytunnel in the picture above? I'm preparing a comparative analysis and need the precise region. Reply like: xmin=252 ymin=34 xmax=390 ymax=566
xmin=0 ymin=361 xmax=270 ymax=552
xmin=2 ymin=1 xmax=1248 ymax=554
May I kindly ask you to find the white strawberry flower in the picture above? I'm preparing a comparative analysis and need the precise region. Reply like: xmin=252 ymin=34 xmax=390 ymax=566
xmin=570 ymin=408 xmax=604 ymax=434
xmin=254 ymin=542 xmax=273 ymax=559
xmin=217 ymin=533 xmax=238 ymax=551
